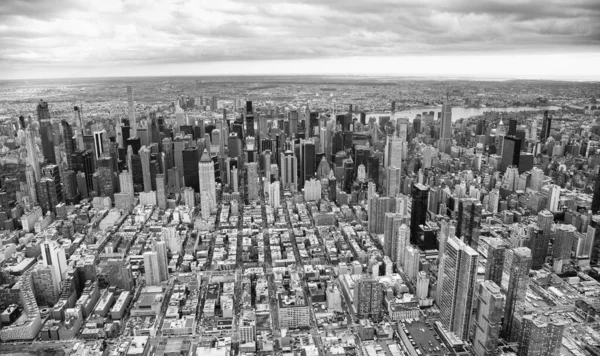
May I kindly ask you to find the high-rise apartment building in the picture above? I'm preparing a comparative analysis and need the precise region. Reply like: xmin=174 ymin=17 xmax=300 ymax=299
xmin=438 ymin=236 xmax=478 ymax=340
xmin=353 ymin=277 xmax=384 ymax=320
xmin=198 ymin=149 xmax=216 ymax=212
xmin=502 ymin=247 xmax=532 ymax=341
xmin=473 ymin=281 xmax=505 ymax=356
xmin=143 ymin=251 xmax=161 ymax=286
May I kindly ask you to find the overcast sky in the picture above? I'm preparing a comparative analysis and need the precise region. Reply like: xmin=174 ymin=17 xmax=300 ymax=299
xmin=1 ymin=0 xmax=599 ymax=80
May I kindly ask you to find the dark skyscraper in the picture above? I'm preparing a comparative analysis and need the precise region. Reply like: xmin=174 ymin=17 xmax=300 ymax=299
xmin=457 ymin=198 xmax=483 ymax=248
xmin=592 ymin=168 xmax=600 ymax=214
xmin=37 ymin=100 xmax=57 ymax=164
xmin=61 ymin=120 xmax=75 ymax=170
xmin=541 ymin=110 xmax=552 ymax=142
xmin=410 ymin=183 xmax=429 ymax=245
xmin=182 ymin=148 xmax=199 ymax=192
xmin=501 ymin=136 xmax=522 ymax=172
xmin=302 ymin=141 xmax=316 ymax=185
xmin=507 ymin=119 xmax=517 ymax=136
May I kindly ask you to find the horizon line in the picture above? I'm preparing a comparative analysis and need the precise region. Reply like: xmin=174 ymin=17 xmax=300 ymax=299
xmin=2 ymin=73 xmax=599 ymax=83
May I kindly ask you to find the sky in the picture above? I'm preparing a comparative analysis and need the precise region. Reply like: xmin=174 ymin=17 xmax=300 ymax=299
xmin=1 ymin=0 xmax=599 ymax=80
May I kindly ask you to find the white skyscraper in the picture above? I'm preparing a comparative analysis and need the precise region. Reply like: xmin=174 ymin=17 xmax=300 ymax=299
xmin=269 ymin=181 xmax=281 ymax=208
xmin=152 ymin=240 xmax=169 ymax=282
xmin=548 ymin=184 xmax=560 ymax=211
xmin=41 ymin=239 xmax=68 ymax=284
xmin=396 ymin=224 xmax=410 ymax=269
xmin=143 ymin=251 xmax=161 ymax=286
xmin=25 ymin=128 xmax=41 ymax=181
xmin=198 ymin=149 xmax=216 ymax=212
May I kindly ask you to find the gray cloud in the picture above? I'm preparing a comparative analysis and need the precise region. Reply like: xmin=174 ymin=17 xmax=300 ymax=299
xmin=0 ymin=0 xmax=599 ymax=73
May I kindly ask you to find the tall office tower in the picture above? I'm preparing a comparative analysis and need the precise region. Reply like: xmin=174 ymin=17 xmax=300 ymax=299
xmin=530 ymin=167 xmax=544 ymax=191
xmin=245 ymin=114 xmax=255 ymax=138
xmin=547 ymin=184 xmax=560 ymax=211
xmin=162 ymin=137 xmax=174 ymax=170
xmin=391 ymin=100 xmax=396 ymax=113
xmin=98 ymin=156 xmax=116 ymax=199
xmin=60 ymin=120 xmax=75 ymax=170
xmin=456 ymin=198 xmax=483 ymax=248
xmin=302 ymin=140 xmax=316 ymax=186
xmin=439 ymin=236 xmax=478 ymax=341
xmin=73 ymin=106 xmax=85 ymax=150
xmin=41 ymin=239 xmax=68 ymax=283
xmin=383 ymin=213 xmax=403 ymax=261
xmin=25 ymin=165 xmax=38 ymax=203
xmin=152 ymin=240 xmax=169 ymax=282
xmin=37 ymin=100 xmax=56 ymax=164
xmin=481 ymin=237 xmax=506 ymax=286
xmin=473 ymin=281 xmax=506 ymax=356
xmin=507 ymin=119 xmax=517 ymax=136
xmin=228 ymin=133 xmax=242 ymax=159
xmin=502 ymin=247 xmax=532 ymax=341
xmin=385 ymin=136 xmax=403 ymax=168
xmin=93 ymin=129 xmax=107 ymax=160
xmin=367 ymin=155 xmax=380 ymax=188
xmin=173 ymin=137 xmax=186 ymax=176
xmin=396 ymin=224 xmax=410 ymax=268
xmin=182 ymin=147 xmax=199 ymax=192
xmin=269 ymin=181 xmax=281 ymax=208
xmin=138 ymin=145 xmax=152 ymax=192
xmin=501 ymin=136 xmax=521 ymax=172
xmin=439 ymin=102 xmax=453 ymax=154
xmin=353 ymin=277 xmax=384 ymax=320
xmin=198 ymin=149 xmax=216 ymax=211
xmin=528 ymin=227 xmax=547 ymax=269
xmin=37 ymin=165 xmax=63 ymax=214
xmin=403 ymin=245 xmax=420 ymax=280
xmin=517 ymin=315 xmax=565 ymax=356
xmin=262 ymin=150 xmax=273 ymax=180
xmin=211 ymin=96 xmax=218 ymax=110
xmin=247 ymin=162 xmax=259 ymax=201
xmin=288 ymin=110 xmax=298 ymax=137
xmin=119 ymin=170 xmax=134 ymax=195
xmin=25 ymin=128 xmax=41 ymax=181
xmin=231 ymin=166 xmax=239 ymax=192
xmin=143 ymin=251 xmax=161 ymax=286
xmin=328 ymin=170 xmax=336 ymax=201
xmin=410 ymin=183 xmax=429 ymax=245
xmin=386 ymin=166 xmax=401 ymax=198
xmin=167 ymin=167 xmax=181 ymax=193
xmin=127 ymin=86 xmax=136 ymax=136
xmin=156 ymin=174 xmax=167 ymax=209
xmin=280 ymin=150 xmax=298 ymax=192
xmin=593 ymin=170 xmax=600 ymax=214
xmin=540 ymin=110 xmax=552 ymax=142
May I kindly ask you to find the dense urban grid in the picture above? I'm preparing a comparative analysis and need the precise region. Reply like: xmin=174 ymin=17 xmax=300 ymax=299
xmin=0 ymin=77 xmax=599 ymax=356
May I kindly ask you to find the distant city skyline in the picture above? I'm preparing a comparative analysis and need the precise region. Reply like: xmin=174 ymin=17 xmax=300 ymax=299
xmin=1 ymin=0 xmax=599 ymax=80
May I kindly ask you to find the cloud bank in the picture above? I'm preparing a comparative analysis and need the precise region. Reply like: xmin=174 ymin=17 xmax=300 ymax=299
xmin=1 ymin=0 xmax=599 ymax=79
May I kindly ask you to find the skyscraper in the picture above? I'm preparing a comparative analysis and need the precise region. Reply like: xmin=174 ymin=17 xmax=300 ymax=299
xmin=182 ymin=147 xmax=199 ymax=192
xmin=247 ymin=162 xmax=259 ymax=201
xmin=143 ymin=251 xmax=161 ymax=286
xmin=353 ymin=276 xmax=384 ymax=320
xmin=481 ymin=237 xmax=506 ymax=286
xmin=152 ymin=240 xmax=169 ymax=282
xmin=410 ymin=183 xmax=429 ymax=246
xmin=37 ymin=100 xmax=56 ymax=164
xmin=540 ymin=110 xmax=552 ymax=142
xmin=280 ymin=150 xmax=298 ymax=192
xmin=383 ymin=213 xmax=403 ymax=262
xmin=127 ymin=86 xmax=136 ymax=136
xmin=501 ymin=136 xmax=521 ymax=172
xmin=25 ymin=127 xmax=41 ymax=181
xmin=502 ymin=247 xmax=532 ymax=341
xmin=439 ymin=102 xmax=453 ymax=154
xmin=517 ymin=315 xmax=565 ymax=356
xmin=473 ymin=281 xmax=505 ymax=356
xmin=439 ymin=236 xmax=478 ymax=340
xmin=198 ymin=149 xmax=216 ymax=212
xmin=41 ymin=239 xmax=68 ymax=284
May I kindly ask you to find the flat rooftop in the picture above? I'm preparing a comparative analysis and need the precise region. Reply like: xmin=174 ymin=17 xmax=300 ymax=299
xmin=403 ymin=319 xmax=447 ymax=356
